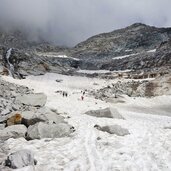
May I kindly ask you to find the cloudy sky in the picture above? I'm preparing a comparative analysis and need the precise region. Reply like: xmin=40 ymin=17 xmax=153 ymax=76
xmin=0 ymin=0 xmax=170 ymax=46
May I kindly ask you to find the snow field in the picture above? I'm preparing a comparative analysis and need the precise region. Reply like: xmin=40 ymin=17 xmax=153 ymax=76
xmin=2 ymin=73 xmax=171 ymax=171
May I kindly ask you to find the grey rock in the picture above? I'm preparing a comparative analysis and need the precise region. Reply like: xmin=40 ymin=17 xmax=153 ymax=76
xmin=94 ymin=124 xmax=130 ymax=136
xmin=85 ymin=107 xmax=124 ymax=119
xmin=15 ymin=93 xmax=47 ymax=107
xmin=0 ymin=125 xmax=27 ymax=141
xmin=21 ymin=108 xmax=65 ymax=127
xmin=1 ymin=109 xmax=11 ymax=116
xmin=27 ymin=122 xmax=74 ymax=140
xmin=5 ymin=149 xmax=37 ymax=169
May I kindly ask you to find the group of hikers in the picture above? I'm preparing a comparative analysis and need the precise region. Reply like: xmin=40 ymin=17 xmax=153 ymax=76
xmin=62 ymin=91 xmax=68 ymax=97
xmin=61 ymin=90 xmax=86 ymax=100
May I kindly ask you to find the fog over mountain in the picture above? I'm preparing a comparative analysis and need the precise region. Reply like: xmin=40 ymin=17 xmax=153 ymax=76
xmin=0 ymin=0 xmax=171 ymax=46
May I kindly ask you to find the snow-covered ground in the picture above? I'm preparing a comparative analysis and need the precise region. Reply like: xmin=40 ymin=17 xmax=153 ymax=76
xmin=113 ymin=49 xmax=156 ymax=60
xmin=37 ymin=52 xmax=80 ymax=61
xmin=113 ymin=53 xmax=139 ymax=60
xmin=2 ymin=74 xmax=171 ymax=171
xmin=147 ymin=49 xmax=156 ymax=53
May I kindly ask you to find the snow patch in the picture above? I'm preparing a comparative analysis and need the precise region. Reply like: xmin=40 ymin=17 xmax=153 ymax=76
xmin=147 ymin=49 xmax=156 ymax=53
xmin=113 ymin=53 xmax=139 ymax=60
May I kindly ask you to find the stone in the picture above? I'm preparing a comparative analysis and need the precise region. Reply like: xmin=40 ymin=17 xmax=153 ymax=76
xmin=5 ymin=149 xmax=37 ymax=169
xmin=94 ymin=124 xmax=130 ymax=136
xmin=15 ymin=93 xmax=47 ymax=107
xmin=27 ymin=122 xmax=75 ymax=140
xmin=21 ymin=108 xmax=65 ymax=127
xmin=1 ymin=109 xmax=11 ymax=116
xmin=0 ymin=125 xmax=27 ymax=141
xmin=85 ymin=107 xmax=124 ymax=119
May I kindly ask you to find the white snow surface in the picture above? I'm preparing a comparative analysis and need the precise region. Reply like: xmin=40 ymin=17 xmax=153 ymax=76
xmin=2 ymin=74 xmax=171 ymax=171
xmin=147 ymin=49 xmax=156 ymax=53
xmin=37 ymin=52 xmax=80 ymax=61
xmin=113 ymin=53 xmax=139 ymax=60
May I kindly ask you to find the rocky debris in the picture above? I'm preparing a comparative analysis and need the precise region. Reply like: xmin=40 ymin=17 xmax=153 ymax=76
xmin=26 ymin=122 xmax=75 ymax=140
xmin=0 ymin=125 xmax=27 ymax=141
xmin=85 ymin=107 xmax=124 ymax=119
xmin=5 ymin=149 xmax=37 ymax=169
xmin=0 ymin=78 xmax=33 ymax=115
xmin=94 ymin=124 xmax=130 ymax=136
xmin=15 ymin=93 xmax=47 ymax=107
xmin=0 ymin=77 xmax=74 ymax=141
xmin=93 ymin=74 xmax=171 ymax=99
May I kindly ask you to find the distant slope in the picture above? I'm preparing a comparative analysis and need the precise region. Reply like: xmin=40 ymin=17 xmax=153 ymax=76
xmin=70 ymin=23 xmax=171 ymax=59
xmin=0 ymin=29 xmax=66 ymax=52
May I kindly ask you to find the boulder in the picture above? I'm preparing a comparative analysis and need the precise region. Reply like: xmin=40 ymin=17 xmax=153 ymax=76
xmin=15 ymin=93 xmax=47 ymax=107
xmin=21 ymin=108 xmax=65 ymax=127
xmin=94 ymin=124 xmax=130 ymax=136
xmin=36 ymin=107 xmax=65 ymax=124
xmin=27 ymin=122 xmax=75 ymax=140
xmin=5 ymin=149 xmax=37 ymax=169
xmin=85 ymin=107 xmax=124 ymax=119
xmin=0 ymin=125 xmax=27 ymax=141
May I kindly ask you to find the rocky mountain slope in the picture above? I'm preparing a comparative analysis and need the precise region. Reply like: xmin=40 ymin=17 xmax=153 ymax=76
xmin=71 ymin=23 xmax=171 ymax=58
xmin=69 ymin=23 xmax=171 ymax=71
xmin=0 ymin=23 xmax=171 ymax=77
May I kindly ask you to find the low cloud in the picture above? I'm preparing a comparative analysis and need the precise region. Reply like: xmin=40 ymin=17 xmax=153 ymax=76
xmin=0 ymin=0 xmax=170 ymax=46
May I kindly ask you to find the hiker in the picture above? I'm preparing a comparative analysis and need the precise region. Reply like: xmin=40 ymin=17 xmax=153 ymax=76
xmin=81 ymin=96 xmax=84 ymax=101
xmin=65 ymin=92 xmax=68 ymax=97
xmin=62 ymin=91 xmax=65 ymax=97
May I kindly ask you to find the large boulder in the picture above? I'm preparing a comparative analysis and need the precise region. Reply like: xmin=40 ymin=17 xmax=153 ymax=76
xmin=27 ymin=122 xmax=75 ymax=140
xmin=5 ymin=149 xmax=37 ymax=169
xmin=85 ymin=107 xmax=124 ymax=119
xmin=94 ymin=124 xmax=130 ymax=136
xmin=21 ymin=107 xmax=65 ymax=127
xmin=0 ymin=125 xmax=27 ymax=141
xmin=15 ymin=93 xmax=47 ymax=107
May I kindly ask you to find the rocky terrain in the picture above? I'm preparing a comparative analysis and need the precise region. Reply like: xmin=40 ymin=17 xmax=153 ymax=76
xmin=0 ymin=23 xmax=171 ymax=170
xmin=0 ymin=77 xmax=75 ymax=170
xmin=1 ymin=23 xmax=171 ymax=76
